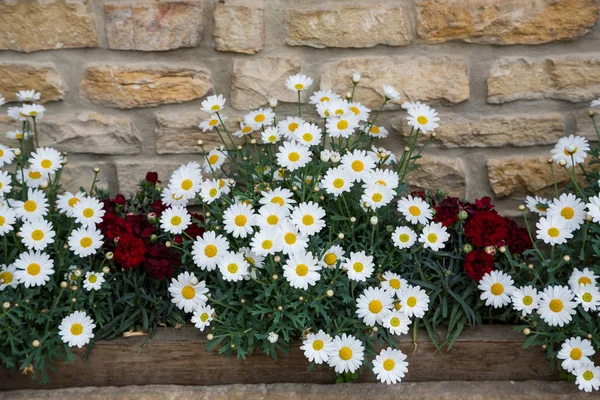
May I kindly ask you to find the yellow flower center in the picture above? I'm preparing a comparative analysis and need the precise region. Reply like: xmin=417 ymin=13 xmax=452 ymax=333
xmin=200 ymin=313 xmax=210 ymax=322
xmin=302 ymin=133 xmax=313 ymax=142
xmin=579 ymin=277 xmax=592 ymax=285
xmin=339 ymin=347 xmax=353 ymax=361
xmin=24 ymin=200 xmax=37 ymax=212
xmin=255 ymin=114 xmax=265 ymax=123
xmin=204 ymin=244 xmax=218 ymax=258
xmin=209 ymin=154 xmax=219 ymax=165
xmin=262 ymin=240 xmax=273 ymax=250
xmin=324 ymin=253 xmax=337 ymax=265
xmin=27 ymin=263 xmax=41 ymax=276
xmin=333 ymin=178 xmax=344 ymax=189
xmin=417 ymin=115 xmax=429 ymax=125
xmin=289 ymin=122 xmax=299 ymax=132
xmin=266 ymin=215 xmax=279 ymax=225
xmin=427 ymin=233 xmax=438 ymax=243
xmin=353 ymin=262 xmax=364 ymax=272
xmin=28 ymin=171 xmax=41 ymax=179
xmin=570 ymin=348 xmax=583 ymax=360
xmin=284 ymin=232 xmax=296 ymax=244
xmin=209 ymin=119 xmax=218 ymax=126
xmin=83 ymin=208 xmax=94 ymax=218
xmin=390 ymin=317 xmax=400 ymax=327
xmin=408 ymin=206 xmax=421 ymax=216
xmin=320 ymin=96 xmax=330 ymax=103
xmin=294 ymin=84 xmax=304 ymax=90
xmin=369 ymin=299 xmax=383 ymax=313
xmin=210 ymin=104 xmax=220 ymax=111
xmin=564 ymin=146 xmax=578 ymax=156
xmin=370 ymin=125 xmax=381 ymax=134
xmin=549 ymin=299 xmax=564 ymax=312
xmin=80 ymin=237 xmax=93 ymax=248
xmin=0 ymin=271 xmax=13 ymax=284
xmin=491 ymin=283 xmax=504 ymax=296
xmin=171 ymin=216 xmax=182 ymax=226
xmin=583 ymin=371 xmax=594 ymax=381
xmin=209 ymin=188 xmax=218 ymax=197
xmin=0 ymin=149 xmax=3 ymax=157
xmin=394 ymin=302 xmax=402 ymax=310
xmin=181 ymin=285 xmax=196 ymax=299
xmin=337 ymin=120 xmax=349 ymax=130
xmin=271 ymin=196 xmax=284 ymax=206
xmin=522 ymin=295 xmax=533 ymax=306
xmin=296 ymin=264 xmax=309 ymax=277
xmin=399 ymin=233 xmax=410 ymax=243
xmin=312 ymin=339 xmax=324 ymax=350
xmin=547 ymin=227 xmax=560 ymax=238
xmin=234 ymin=215 xmax=247 ymax=227
xmin=302 ymin=215 xmax=314 ymax=226
xmin=41 ymin=159 xmax=52 ymax=169
xmin=560 ymin=207 xmax=574 ymax=220
xmin=389 ymin=279 xmax=401 ymax=290
xmin=68 ymin=197 xmax=80 ymax=208
xmin=351 ymin=160 xmax=364 ymax=172
xmin=582 ymin=292 xmax=593 ymax=302
xmin=406 ymin=296 xmax=417 ymax=307
xmin=242 ymin=126 xmax=252 ymax=133
xmin=70 ymin=323 xmax=83 ymax=336
xmin=383 ymin=359 xmax=395 ymax=371
xmin=88 ymin=275 xmax=97 ymax=283
xmin=227 ymin=263 xmax=238 ymax=274
xmin=0 ymin=216 xmax=4 ymax=226
xmin=288 ymin=152 xmax=300 ymax=162
xmin=181 ymin=179 xmax=193 ymax=191
xmin=31 ymin=229 xmax=44 ymax=241
xmin=372 ymin=193 xmax=382 ymax=202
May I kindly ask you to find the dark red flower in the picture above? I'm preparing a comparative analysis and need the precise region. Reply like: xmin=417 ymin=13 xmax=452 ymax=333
xmin=143 ymin=243 xmax=180 ymax=280
xmin=464 ymin=210 xmax=509 ymax=248
xmin=125 ymin=214 xmax=155 ymax=239
xmin=505 ymin=220 xmax=532 ymax=255
xmin=185 ymin=212 xmax=205 ymax=239
xmin=99 ymin=214 xmax=133 ymax=241
xmin=113 ymin=234 xmax=147 ymax=270
xmin=145 ymin=172 xmax=160 ymax=184
xmin=114 ymin=194 xmax=127 ymax=205
xmin=464 ymin=250 xmax=495 ymax=281
xmin=434 ymin=197 xmax=462 ymax=227
xmin=151 ymin=199 xmax=167 ymax=216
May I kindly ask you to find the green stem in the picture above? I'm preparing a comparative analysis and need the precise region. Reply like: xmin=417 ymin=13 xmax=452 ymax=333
xmin=297 ymin=91 xmax=302 ymax=118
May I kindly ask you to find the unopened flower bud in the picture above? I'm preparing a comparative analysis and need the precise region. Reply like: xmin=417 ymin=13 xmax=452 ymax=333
xmin=32 ymin=340 xmax=40 ymax=348
xmin=106 ymin=252 xmax=114 ymax=260
xmin=563 ymin=255 xmax=570 ymax=262
xmin=370 ymin=216 xmax=378 ymax=225
xmin=40 ymin=182 xmax=48 ymax=189
xmin=71 ymin=285 xmax=78 ymax=291
xmin=546 ymin=157 xmax=554 ymax=164
xmin=3 ymin=302 xmax=10 ymax=309
xmin=165 ymin=241 xmax=171 ymax=248
xmin=327 ymin=289 xmax=334 ymax=297
xmin=150 ymin=234 xmax=158 ymax=243
xmin=71 ymin=298 xmax=77 ymax=303
xmin=277 ymin=306 xmax=283 ymax=311
xmin=559 ymin=159 xmax=567 ymax=167
xmin=93 ymin=167 xmax=100 ymax=173
xmin=250 ymin=138 xmax=257 ymax=145
xmin=518 ymin=204 xmax=525 ymax=211
xmin=588 ymin=334 xmax=593 ymax=340
xmin=458 ymin=210 xmax=468 ymax=221
xmin=298 ymin=296 xmax=304 ymax=301
xmin=372 ymin=326 xmax=378 ymax=332
xmin=237 ymin=145 xmax=243 ymax=150
xmin=589 ymin=110 xmax=596 ymax=118
xmin=147 ymin=212 xmax=157 ymax=223
xmin=190 ymin=276 xmax=199 ymax=285
xmin=523 ymin=328 xmax=531 ymax=335
xmin=542 ymin=344 xmax=547 ymax=350
xmin=484 ymin=246 xmax=496 ymax=256
xmin=499 ymin=246 xmax=506 ymax=253
xmin=404 ymin=146 xmax=410 ymax=152
xmin=102 ymin=266 xmax=110 ymax=274
xmin=345 ymin=92 xmax=352 ymax=100
xmin=338 ymin=232 xmax=344 ymax=239
xmin=463 ymin=244 xmax=473 ymax=253
xmin=269 ymin=98 xmax=278 ymax=108
xmin=60 ymin=281 xmax=68 ymax=288
xmin=274 ymin=255 xmax=281 ymax=263
xmin=272 ymin=274 xmax=278 ymax=280
xmin=320 ymin=195 xmax=325 ymax=201
xmin=74 ymin=269 xmax=82 ymax=277
xmin=585 ymin=214 xmax=593 ymax=222
xmin=241 ymin=298 xmax=246 ymax=303
xmin=14 ymin=148 xmax=22 ymax=156
xmin=197 ymin=140 xmax=204 ymax=146
xmin=350 ymin=216 xmax=357 ymax=223
xmin=528 ymin=263 xmax=534 ymax=270
xmin=352 ymin=72 xmax=361 ymax=84
xmin=207 ymin=333 xmax=214 ymax=340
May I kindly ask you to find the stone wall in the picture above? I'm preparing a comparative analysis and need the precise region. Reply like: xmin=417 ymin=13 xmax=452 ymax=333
xmin=0 ymin=0 xmax=599 ymax=213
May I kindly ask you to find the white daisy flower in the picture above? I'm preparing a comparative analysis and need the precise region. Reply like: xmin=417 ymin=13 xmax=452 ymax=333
xmin=17 ymin=168 xmax=48 ymax=188
xmin=575 ymin=363 xmax=600 ymax=392
xmin=575 ymin=284 xmax=600 ymax=312
xmin=321 ymin=166 xmax=353 ymax=197
xmin=309 ymin=89 xmax=340 ymax=105
xmin=29 ymin=147 xmax=63 ymax=176
xmin=382 ymin=85 xmax=401 ymax=101
xmin=73 ymin=196 xmax=105 ymax=227
xmin=536 ymin=216 xmax=573 ymax=246
xmin=326 ymin=114 xmax=360 ymax=139
xmin=5 ymin=130 xmax=31 ymax=141
xmin=356 ymin=286 xmax=394 ymax=326
xmin=407 ymin=103 xmax=440 ymax=133
xmin=259 ymin=187 xmax=296 ymax=209
xmin=391 ymin=226 xmax=417 ymax=250
xmin=0 ymin=264 xmax=18 ymax=290
xmin=191 ymin=305 xmax=215 ymax=331
xmin=294 ymin=122 xmax=322 ymax=147
xmin=286 ymin=74 xmax=313 ymax=92
xmin=397 ymin=195 xmax=432 ymax=225
xmin=551 ymin=135 xmax=590 ymax=167
xmin=369 ymin=146 xmax=398 ymax=165
xmin=381 ymin=271 xmax=408 ymax=297
xmin=538 ymin=285 xmax=577 ymax=327
xmin=199 ymin=114 xmax=222 ymax=132
xmin=199 ymin=179 xmax=222 ymax=204
xmin=592 ymin=98 xmax=600 ymax=107
xmin=324 ymin=99 xmax=351 ymax=118
xmin=368 ymin=169 xmax=399 ymax=191
xmin=0 ymin=170 xmax=12 ymax=196
xmin=289 ymin=201 xmax=326 ymax=236
xmin=20 ymin=104 xmax=46 ymax=119
xmin=261 ymin=126 xmax=282 ymax=144
xmin=256 ymin=203 xmax=288 ymax=230
xmin=0 ymin=204 xmax=16 ymax=237
xmin=372 ymin=347 xmax=409 ymax=385
xmin=161 ymin=187 xmax=189 ymax=208
xmin=169 ymin=162 xmax=202 ymax=199
xmin=319 ymin=245 xmax=345 ymax=269
xmin=218 ymin=252 xmax=249 ymax=282
xmin=204 ymin=147 xmax=228 ymax=173
xmin=201 ymin=94 xmax=226 ymax=114
xmin=558 ymin=337 xmax=596 ymax=373
xmin=348 ymin=102 xmax=370 ymax=122
xmin=56 ymin=191 xmax=85 ymax=217
xmin=277 ymin=221 xmax=309 ymax=255
xmin=276 ymin=140 xmax=311 ymax=172
xmin=68 ymin=226 xmax=104 ymax=258
xmin=19 ymin=218 xmax=55 ymax=251
xmin=327 ymin=334 xmax=364 ymax=374
xmin=525 ymin=195 xmax=549 ymax=216
xmin=83 ymin=271 xmax=105 ymax=291
xmin=245 ymin=108 xmax=275 ymax=129
xmin=398 ymin=285 xmax=430 ymax=318
xmin=58 ymin=311 xmax=96 ymax=348
xmin=510 ymin=286 xmax=539 ymax=316
xmin=419 ymin=222 xmax=450 ymax=251
xmin=283 ymin=251 xmax=322 ymax=290
xmin=160 ymin=206 xmax=191 ymax=235
xmin=340 ymin=149 xmax=376 ymax=183
xmin=10 ymin=188 xmax=49 ymax=221
xmin=547 ymin=193 xmax=586 ymax=231
xmin=586 ymin=195 xmax=600 ymax=223
xmin=478 ymin=271 xmax=514 ymax=309
xmin=300 ymin=330 xmax=334 ymax=364
xmin=0 ymin=145 xmax=15 ymax=168
xmin=192 ymin=231 xmax=229 ymax=271
xmin=361 ymin=183 xmax=394 ymax=210
xmin=343 ymin=251 xmax=374 ymax=282
xmin=569 ymin=268 xmax=598 ymax=292
xmin=232 ymin=121 xmax=255 ymax=138
xmin=168 ymin=271 xmax=209 ymax=313
xmin=240 ymin=246 xmax=264 ymax=270
xmin=250 ymin=228 xmax=283 ymax=256
xmin=360 ymin=123 xmax=389 ymax=139
xmin=7 ymin=106 xmax=26 ymax=121
xmin=277 ymin=117 xmax=305 ymax=140
xmin=382 ymin=310 xmax=411 ymax=336
xmin=223 ymin=202 xmax=256 ymax=239
xmin=16 ymin=90 xmax=41 ymax=102
xmin=13 ymin=250 xmax=54 ymax=288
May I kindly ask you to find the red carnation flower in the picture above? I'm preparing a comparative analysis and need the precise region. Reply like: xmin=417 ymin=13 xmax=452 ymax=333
xmin=113 ymin=234 xmax=147 ymax=270
xmin=99 ymin=214 xmax=133 ymax=241
xmin=143 ymin=243 xmax=180 ymax=280
xmin=434 ymin=197 xmax=462 ymax=227
xmin=125 ymin=214 xmax=155 ymax=239
xmin=464 ymin=250 xmax=494 ymax=281
xmin=464 ymin=210 xmax=509 ymax=248
xmin=151 ymin=199 xmax=167 ymax=216
xmin=146 ymin=172 xmax=160 ymax=184
xmin=185 ymin=212 xmax=205 ymax=239
xmin=505 ymin=220 xmax=532 ymax=255
xmin=114 ymin=194 xmax=127 ymax=205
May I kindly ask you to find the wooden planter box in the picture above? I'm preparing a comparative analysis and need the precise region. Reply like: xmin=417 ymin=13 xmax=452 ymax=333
xmin=0 ymin=325 xmax=555 ymax=391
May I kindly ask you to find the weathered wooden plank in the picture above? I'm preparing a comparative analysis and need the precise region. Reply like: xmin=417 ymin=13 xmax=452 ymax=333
xmin=0 ymin=325 xmax=556 ymax=391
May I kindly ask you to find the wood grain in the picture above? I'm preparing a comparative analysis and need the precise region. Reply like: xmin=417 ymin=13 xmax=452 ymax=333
xmin=0 ymin=325 xmax=557 ymax=391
